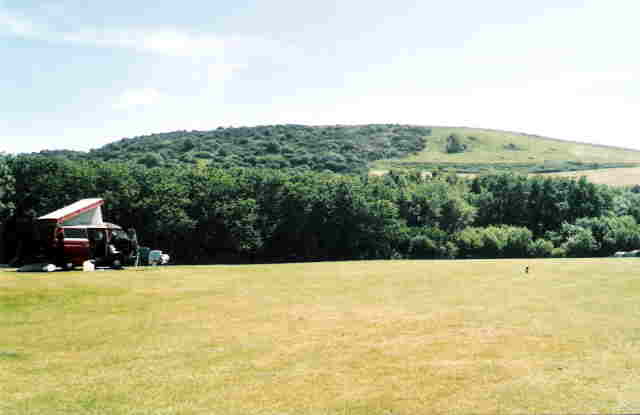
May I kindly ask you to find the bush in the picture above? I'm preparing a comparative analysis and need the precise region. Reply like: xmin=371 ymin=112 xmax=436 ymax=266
xmin=454 ymin=225 xmax=533 ymax=258
xmin=562 ymin=227 xmax=599 ymax=257
xmin=527 ymin=238 xmax=553 ymax=258
xmin=138 ymin=153 xmax=163 ymax=168
xmin=444 ymin=241 xmax=459 ymax=259
xmin=445 ymin=134 xmax=467 ymax=154
xmin=502 ymin=226 xmax=533 ymax=258
xmin=408 ymin=234 xmax=442 ymax=259
xmin=455 ymin=227 xmax=484 ymax=258
xmin=407 ymin=227 xmax=451 ymax=259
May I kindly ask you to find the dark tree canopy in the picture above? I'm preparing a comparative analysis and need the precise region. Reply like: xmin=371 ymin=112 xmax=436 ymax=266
xmin=80 ymin=124 xmax=431 ymax=173
xmin=1 ymin=153 xmax=633 ymax=264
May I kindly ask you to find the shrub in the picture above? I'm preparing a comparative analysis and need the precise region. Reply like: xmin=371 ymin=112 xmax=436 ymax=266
xmin=455 ymin=227 xmax=484 ymax=258
xmin=445 ymin=134 xmax=467 ymax=154
xmin=562 ymin=227 xmax=599 ymax=257
xmin=502 ymin=226 xmax=533 ymax=258
xmin=527 ymin=238 xmax=553 ymax=258
xmin=444 ymin=241 xmax=459 ymax=259
xmin=409 ymin=234 xmax=442 ymax=259
xmin=455 ymin=225 xmax=532 ymax=258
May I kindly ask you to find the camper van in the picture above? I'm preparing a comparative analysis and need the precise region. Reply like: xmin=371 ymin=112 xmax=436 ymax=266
xmin=37 ymin=199 xmax=135 ymax=268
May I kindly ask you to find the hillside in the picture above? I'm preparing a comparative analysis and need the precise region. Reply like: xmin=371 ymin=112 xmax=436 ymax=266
xmin=372 ymin=127 xmax=640 ymax=173
xmin=34 ymin=124 xmax=640 ymax=174
xmin=86 ymin=124 xmax=430 ymax=173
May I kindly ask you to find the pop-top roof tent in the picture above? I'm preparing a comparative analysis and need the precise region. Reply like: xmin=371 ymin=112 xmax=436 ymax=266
xmin=38 ymin=198 xmax=104 ymax=226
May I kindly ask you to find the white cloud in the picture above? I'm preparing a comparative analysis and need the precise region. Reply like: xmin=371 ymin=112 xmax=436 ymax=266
xmin=0 ymin=7 xmax=269 ymax=118
xmin=59 ymin=27 xmax=228 ymax=59
xmin=112 ymin=88 xmax=165 ymax=110
xmin=0 ymin=8 xmax=39 ymax=37
xmin=141 ymin=30 xmax=226 ymax=58
xmin=206 ymin=62 xmax=246 ymax=83
xmin=0 ymin=8 xmax=271 ymax=61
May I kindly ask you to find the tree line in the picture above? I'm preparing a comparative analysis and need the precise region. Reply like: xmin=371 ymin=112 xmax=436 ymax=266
xmin=1 ymin=154 xmax=640 ymax=264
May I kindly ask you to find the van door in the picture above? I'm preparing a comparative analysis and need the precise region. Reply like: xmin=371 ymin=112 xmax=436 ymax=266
xmin=88 ymin=229 xmax=108 ymax=260
xmin=63 ymin=228 xmax=90 ymax=265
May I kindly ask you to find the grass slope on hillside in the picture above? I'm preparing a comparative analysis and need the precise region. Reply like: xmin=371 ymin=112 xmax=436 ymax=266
xmin=373 ymin=127 xmax=640 ymax=173
xmin=2 ymin=260 xmax=640 ymax=414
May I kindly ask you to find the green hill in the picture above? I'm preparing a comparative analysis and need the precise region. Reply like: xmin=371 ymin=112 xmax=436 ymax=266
xmin=85 ymin=124 xmax=429 ymax=173
xmin=36 ymin=124 xmax=640 ymax=174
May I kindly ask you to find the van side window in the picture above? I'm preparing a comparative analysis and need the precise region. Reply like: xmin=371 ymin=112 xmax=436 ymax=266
xmin=64 ymin=228 xmax=88 ymax=239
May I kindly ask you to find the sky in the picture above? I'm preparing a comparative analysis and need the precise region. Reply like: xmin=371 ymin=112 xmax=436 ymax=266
xmin=1 ymin=0 xmax=639 ymax=154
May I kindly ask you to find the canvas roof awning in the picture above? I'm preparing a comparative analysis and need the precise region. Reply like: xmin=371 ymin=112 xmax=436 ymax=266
xmin=62 ymin=223 xmax=122 ymax=230
xmin=38 ymin=198 xmax=104 ymax=226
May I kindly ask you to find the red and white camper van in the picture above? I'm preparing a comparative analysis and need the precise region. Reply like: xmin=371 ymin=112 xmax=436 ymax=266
xmin=37 ymin=199 xmax=135 ymax=268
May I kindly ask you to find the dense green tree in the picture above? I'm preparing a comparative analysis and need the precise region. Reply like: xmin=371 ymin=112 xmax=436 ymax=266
xmin=611 ymin=190 xmax=640 ymax=223
xmin=560 ymin=225 xmax=599 ymax=257
xmin=454 ymin=227 xmax=484 ymax=258
xmin=471 ymin=173 xmax=614 ymax=236
xmin=527 ymin=238 xmax=554 ymax=258
xmin=501 ymin=226 xmax=534 ymax=258
xmin=138 ymin=153 xmax=164 ymax=168
xmin=403 ymin=227 xmax=454 ymax=259
xmin=398 ymin=179 xmax=475 ymax=233
xmin=0 ymin=155 xmax=15 ymax=221
xmin=455 ymin=225 xmax=534 ymax=258
xmin=573 ymin=216 xmax=640 ymax=256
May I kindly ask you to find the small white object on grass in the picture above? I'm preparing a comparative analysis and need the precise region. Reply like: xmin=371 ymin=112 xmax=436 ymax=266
xmin=82 ymin=260 xmax=95 ymax=272
xmin=43 ymin=264 xmax=56 ymax=272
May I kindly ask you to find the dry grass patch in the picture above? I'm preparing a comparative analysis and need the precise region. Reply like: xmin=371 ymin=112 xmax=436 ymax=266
xmin=538 ymin=166 xmax=640 ymax=186
xmin=371 ymin=167 xmax=640 ymax=187
xmin=2 ymin=259 xmax=640 ymax=414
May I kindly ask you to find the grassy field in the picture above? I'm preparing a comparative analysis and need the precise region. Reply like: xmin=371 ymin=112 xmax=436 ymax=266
xmin=540 ymin=166 xmax=640 ymax=186
xmin=370 ymin=167 xmax=640 ymax=187
xmin=2 ymin=260 xmax=640 ymax=414
xmin=371 ymin=127 xmax=640 ymax=172
xmin=372 ymin=165 xmax=640 ymax=187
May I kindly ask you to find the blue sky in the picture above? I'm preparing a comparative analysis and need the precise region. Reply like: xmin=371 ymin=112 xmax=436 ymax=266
xmin=1 ymin=0 xmax=639 ymax=154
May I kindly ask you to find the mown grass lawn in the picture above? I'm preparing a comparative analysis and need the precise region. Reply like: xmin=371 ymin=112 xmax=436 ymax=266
xmin=2 ymin=259 xmax=640 ymax=414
